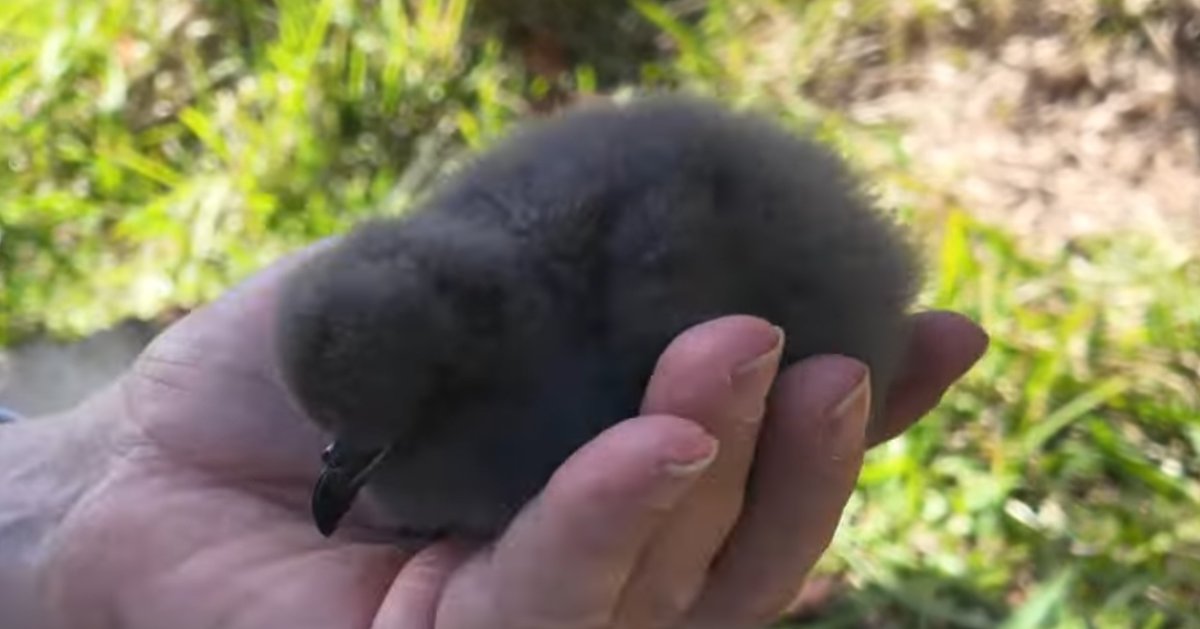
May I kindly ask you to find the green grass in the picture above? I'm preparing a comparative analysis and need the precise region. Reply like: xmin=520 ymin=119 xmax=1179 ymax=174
xmin=819 ymin=218 xmax=1200 ymax=627
xmin=2 ymin=0 xmax=1197 ymax=626
xmin=0 ymin=0 xmax=524 ymax=341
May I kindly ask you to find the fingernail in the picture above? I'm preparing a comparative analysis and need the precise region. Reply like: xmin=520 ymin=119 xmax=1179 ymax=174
xmin=730 ymin=326 xmax=785 ymax=423
xmin=663 ymin=433 xmax=720 ymax=477
xmin=825 ymin=366 xmax=871 ymax=461
xmin=968 ymin=325 xmax=991 ymax=363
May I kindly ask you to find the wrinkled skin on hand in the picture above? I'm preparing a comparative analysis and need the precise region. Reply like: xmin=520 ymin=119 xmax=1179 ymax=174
xmin=24 ymin=242 xmax=986 ymax=629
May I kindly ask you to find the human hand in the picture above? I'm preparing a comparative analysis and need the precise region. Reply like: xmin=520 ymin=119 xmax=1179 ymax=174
xmin=24 ymin=242 xmax=986 ymax=629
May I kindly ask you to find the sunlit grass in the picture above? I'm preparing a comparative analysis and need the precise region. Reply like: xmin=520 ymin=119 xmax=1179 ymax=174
xmin=0 ymin=0 xmax=523 ymax=341
xmin=816 ymin=215 xmax=1200 ymax=626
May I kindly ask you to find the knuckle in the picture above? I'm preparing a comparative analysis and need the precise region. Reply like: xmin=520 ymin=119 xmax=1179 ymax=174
xmin=501 ymin=604 xmax=615 ymax=629
xmin=737 ymin=590 xmax=793 ymax=627
xmin=620 ymin=584 xmax=700 ymax=629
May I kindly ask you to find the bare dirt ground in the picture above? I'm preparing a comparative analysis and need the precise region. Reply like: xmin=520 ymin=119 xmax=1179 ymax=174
xmin=845 ymin=31 xmax=1200 ymax=253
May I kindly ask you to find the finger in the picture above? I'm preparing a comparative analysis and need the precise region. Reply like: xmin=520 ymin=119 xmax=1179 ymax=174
xmin=371 ymin=541 xmax=475 ymax=629
xmin=683 ymin=355 xmax=871 ymax=629
xmin=869 ymin=311 xmax=988 ymax=446
xmin=614 ymin=316 xmax=782 ymax=628
xmin=437 ymin=414 xmax=718 ymax=629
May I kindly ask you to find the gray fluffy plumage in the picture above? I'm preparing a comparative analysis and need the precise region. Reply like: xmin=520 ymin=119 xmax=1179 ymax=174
xmin=276 ymin=95 xmax=922 ymax=539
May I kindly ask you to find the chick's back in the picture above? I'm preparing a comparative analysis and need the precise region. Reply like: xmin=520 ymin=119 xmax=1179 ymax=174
xmin=430 ymin=96 xmax=921 ymax=406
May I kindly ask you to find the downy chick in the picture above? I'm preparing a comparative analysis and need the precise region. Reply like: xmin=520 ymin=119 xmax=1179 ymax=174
xmin=275 ymin=95 xmax=923 ymax=541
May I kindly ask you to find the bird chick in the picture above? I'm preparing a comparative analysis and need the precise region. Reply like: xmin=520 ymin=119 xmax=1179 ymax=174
xmin=275 ymin=95 xmax=923 ymax=541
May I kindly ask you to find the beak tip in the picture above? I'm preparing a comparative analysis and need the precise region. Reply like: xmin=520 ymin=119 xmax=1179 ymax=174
xmin=314 ymin=512 xmax=339 ymax=537
xmin=310 ymin=440 xmax=390 ymax=538
xmin=312 ymin=460 xmax=354 ymax=537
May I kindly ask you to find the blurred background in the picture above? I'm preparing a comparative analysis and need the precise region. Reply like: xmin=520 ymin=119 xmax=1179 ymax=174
xmin=1 ymin=0 xmax=1197 ymax=625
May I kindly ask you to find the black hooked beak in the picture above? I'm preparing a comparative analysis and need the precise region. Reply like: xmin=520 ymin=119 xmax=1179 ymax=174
xmin=311 ymin=440 xmax=391 ymax=537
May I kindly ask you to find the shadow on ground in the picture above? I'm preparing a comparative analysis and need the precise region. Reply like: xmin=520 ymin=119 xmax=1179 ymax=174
xmin=0 ymin=320 xmax=163 ymax=417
